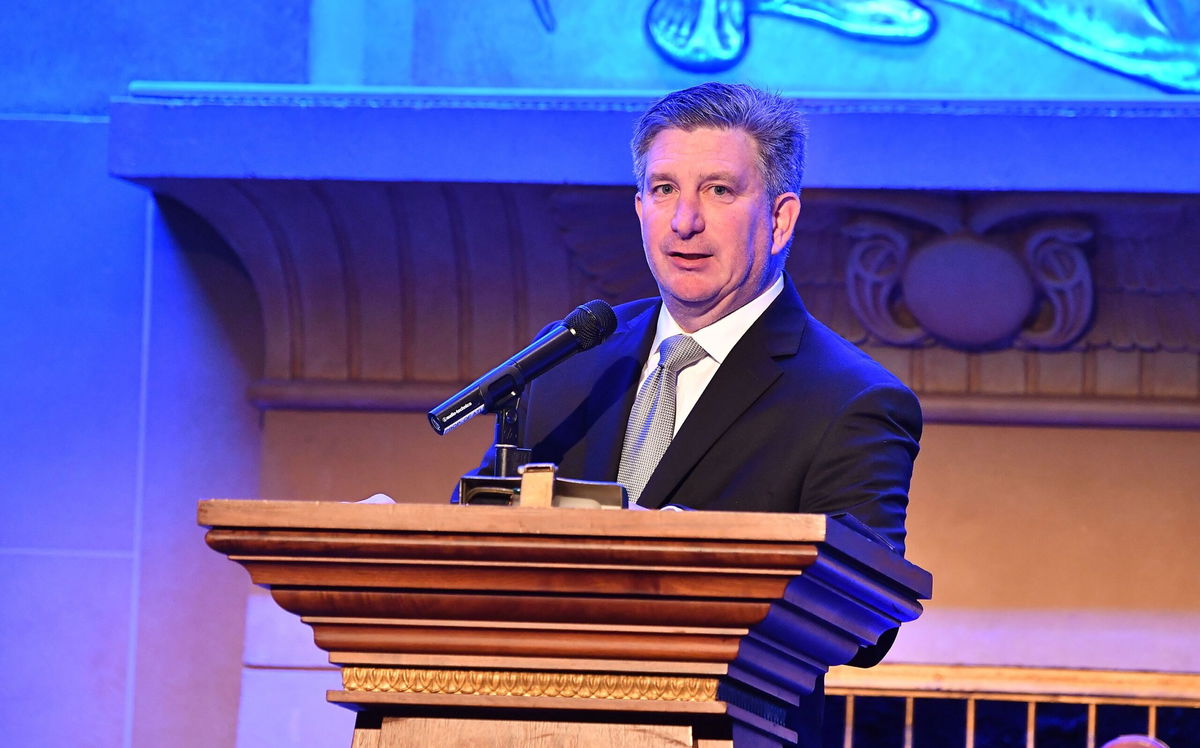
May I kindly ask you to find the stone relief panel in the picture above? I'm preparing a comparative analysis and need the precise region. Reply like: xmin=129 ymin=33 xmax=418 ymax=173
xmin=152 ymin=179 xmax=1199 ymax=426
xmin=627 ymin=0 xmax=1200 ymax=91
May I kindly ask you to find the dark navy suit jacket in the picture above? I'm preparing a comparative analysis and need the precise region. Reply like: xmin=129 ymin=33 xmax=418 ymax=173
xmin=518 ymin=275 xmax=921 ymax=554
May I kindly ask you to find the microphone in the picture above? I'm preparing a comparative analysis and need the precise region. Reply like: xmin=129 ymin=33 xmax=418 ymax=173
xmin=428 ymin=300 xmax=617 ymax=435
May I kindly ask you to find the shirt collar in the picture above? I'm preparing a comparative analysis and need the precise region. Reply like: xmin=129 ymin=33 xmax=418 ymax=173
xmin=651 ymin=273 xmax=785 ymax=364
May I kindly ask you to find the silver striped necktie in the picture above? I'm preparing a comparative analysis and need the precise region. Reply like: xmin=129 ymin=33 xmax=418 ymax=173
xmin=617 ymin=334 xmax=707 ymax=505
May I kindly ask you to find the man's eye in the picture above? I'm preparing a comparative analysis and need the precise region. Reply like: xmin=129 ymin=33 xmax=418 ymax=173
xmin=653 ymin=184 xmax=674 ymax=195
xmin=712 ymin=185 xmax=730 ymax=196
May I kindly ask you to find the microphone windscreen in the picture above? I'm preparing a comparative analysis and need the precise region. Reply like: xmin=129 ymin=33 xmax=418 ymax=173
xmin=564 ymin=300 xmax=617 ymax=350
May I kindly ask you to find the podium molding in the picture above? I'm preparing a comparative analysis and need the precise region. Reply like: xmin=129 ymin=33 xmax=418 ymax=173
xmin=200 ymin=500 xmax=931 ymax=746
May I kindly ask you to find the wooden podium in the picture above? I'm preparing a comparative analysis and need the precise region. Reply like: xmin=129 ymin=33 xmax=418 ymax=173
xmin=200 ymin=500 xmax=931 ymax=747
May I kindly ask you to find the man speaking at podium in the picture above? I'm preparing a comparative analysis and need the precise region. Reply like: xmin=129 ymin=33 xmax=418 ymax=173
xmin=480 ymin=82 xmax=921 ymax=745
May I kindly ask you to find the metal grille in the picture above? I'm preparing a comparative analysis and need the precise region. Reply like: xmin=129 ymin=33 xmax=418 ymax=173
xmin=824 ymin=665 xmax=1200 ymax=748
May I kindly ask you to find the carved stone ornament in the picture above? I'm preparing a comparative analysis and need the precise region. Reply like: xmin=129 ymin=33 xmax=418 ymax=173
xmin=846 ymin=213 xmax=1094 ymax=351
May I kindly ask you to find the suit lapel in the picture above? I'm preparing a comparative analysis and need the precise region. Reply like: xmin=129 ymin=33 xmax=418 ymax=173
xmin=636 ymin=279 xmax=808 ymax=509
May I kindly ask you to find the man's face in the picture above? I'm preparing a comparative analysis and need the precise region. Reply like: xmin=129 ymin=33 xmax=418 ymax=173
xmin=635 ymin=126 xmax=799 ymax=331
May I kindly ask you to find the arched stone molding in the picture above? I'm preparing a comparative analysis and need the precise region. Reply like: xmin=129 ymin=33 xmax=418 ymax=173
xmin=146 ymin=179 xmax=619 ymax=409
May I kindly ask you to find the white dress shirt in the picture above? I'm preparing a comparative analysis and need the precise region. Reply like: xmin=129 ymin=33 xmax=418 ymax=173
xmin=637 ymin=274 xmax=785 ymax=436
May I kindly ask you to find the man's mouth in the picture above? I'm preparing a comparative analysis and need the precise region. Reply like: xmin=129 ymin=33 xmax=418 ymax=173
xmin=668 ymin=250 xmax=712 ymax=261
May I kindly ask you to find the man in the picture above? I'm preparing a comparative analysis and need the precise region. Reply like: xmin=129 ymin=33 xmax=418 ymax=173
xmin=486 ymin=82 xmax=921 ymax=745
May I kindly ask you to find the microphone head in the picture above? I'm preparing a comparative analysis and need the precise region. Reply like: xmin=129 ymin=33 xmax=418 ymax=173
xmin=564 ymin=300 xmax=617 ymax=350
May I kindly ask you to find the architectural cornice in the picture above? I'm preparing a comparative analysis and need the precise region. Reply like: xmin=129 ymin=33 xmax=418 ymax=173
xmin=111 ymin=83 xmax=1200 ymax=192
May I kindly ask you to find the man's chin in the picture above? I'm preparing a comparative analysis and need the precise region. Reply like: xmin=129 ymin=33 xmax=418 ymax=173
xmin=663 ymin=289 xmax=726 ymax=318
xmin=661 ymin=283 xmax=720 ymax=308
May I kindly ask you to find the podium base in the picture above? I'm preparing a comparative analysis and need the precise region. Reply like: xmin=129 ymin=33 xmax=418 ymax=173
xmin=342 ymin=698 xmax=796 ymax=747
xmin=350 ymin=713 xmax=729 ymax=747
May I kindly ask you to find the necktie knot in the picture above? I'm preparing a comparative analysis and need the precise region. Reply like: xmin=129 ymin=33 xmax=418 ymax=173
xmin=658 ymin=334 xmax=706 ymax=374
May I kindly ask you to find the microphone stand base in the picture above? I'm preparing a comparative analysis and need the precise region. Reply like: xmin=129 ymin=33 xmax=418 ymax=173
xmin=492 ymin=444 xmax=531 ymax=478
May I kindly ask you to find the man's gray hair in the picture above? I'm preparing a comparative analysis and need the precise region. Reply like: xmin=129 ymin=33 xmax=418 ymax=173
xmin=631 ymin=82 xmax=807 ymax=199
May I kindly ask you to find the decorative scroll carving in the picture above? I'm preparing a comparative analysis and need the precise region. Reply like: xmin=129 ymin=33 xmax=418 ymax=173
xmin=343 ymin=666 xmax=719 ymax=701
xmin=1018 ymin=220 xmax=1095 ymax=349
xmin=845 ymin=209 xmax=1095 ymax=351
xmin=844 ymin=216 xmax=924 ymax=346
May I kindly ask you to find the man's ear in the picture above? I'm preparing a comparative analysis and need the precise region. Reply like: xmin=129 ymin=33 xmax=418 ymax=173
xmin=770 ymin=192 xmax=801 ymax=255
xmin=635 ymin=191 xmax=643 ymax=222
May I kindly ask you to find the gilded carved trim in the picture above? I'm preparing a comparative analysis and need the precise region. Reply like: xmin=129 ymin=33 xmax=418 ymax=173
xmin=342 ymin=666 xmax=719 ymax=702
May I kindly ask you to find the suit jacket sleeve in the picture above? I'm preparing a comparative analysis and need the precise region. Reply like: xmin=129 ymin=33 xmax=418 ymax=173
xmin=799 ymin=381 xmax=922 ymax=556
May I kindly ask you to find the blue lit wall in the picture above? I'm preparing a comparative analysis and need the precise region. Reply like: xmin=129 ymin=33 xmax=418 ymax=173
xmin=0 ymin=2 xmax=298 ymax=746
xmin=0 ymin=1 xmax=307 ymax=113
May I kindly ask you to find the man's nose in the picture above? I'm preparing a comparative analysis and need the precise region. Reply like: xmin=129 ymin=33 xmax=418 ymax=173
xmin=671 ymin=193 xmax=705 ymax=239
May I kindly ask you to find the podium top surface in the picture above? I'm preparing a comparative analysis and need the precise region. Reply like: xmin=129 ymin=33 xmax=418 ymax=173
xmin=199 ymin=498 xmax=831 ymax=539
